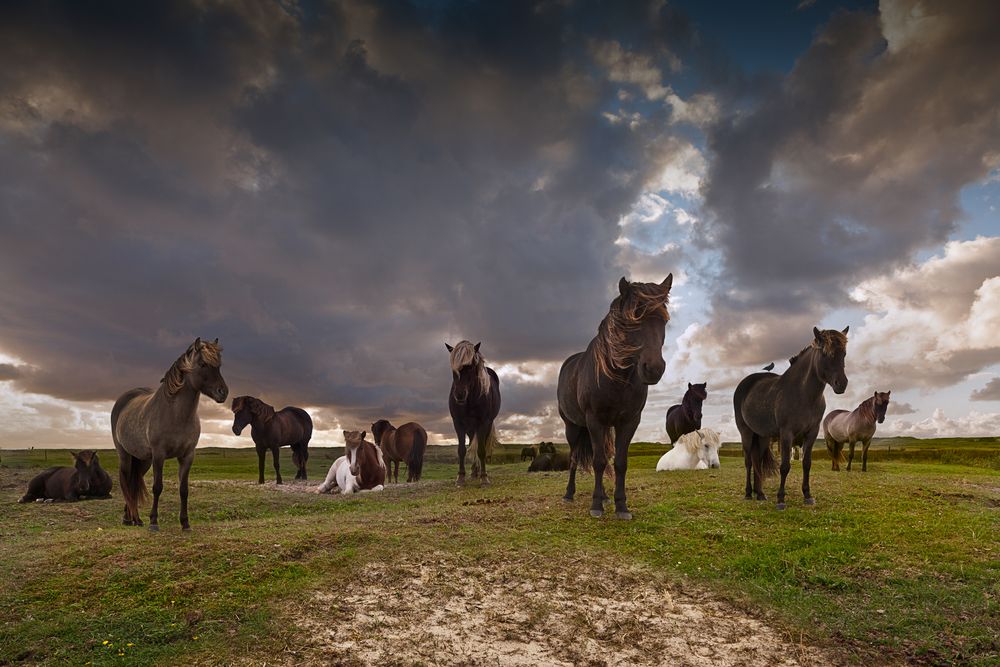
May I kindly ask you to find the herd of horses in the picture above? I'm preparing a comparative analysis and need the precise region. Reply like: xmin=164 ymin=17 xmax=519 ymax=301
xmin=16 ymin=274 xmax=894 ymax=527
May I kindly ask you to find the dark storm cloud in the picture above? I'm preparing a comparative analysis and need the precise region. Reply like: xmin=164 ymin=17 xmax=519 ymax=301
xmin=0 ymin=0 xmax=692 ymax=437
xmin=697 ymin=0 xmax=1000 ymax=364
xmin=971 ymin=378 xmax=1000 ymax=402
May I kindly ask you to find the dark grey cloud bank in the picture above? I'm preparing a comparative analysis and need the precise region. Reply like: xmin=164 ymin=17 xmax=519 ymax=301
xmin=0 ymin=0 xmax=695 ymax=439
xmin=697 ymin=0 xmax=1000 ymax=365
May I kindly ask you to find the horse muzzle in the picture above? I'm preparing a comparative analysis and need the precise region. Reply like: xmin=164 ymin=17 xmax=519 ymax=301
xmin=211 ymin=386 xmax=229 ymax=403
xmin=639 ymin=361 xmax=666 ymax=385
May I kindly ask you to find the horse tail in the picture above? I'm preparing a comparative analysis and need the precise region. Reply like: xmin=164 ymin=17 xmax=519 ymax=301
xmin=406 ymin=426 xmax=427 ymax=481
xmin=119 ymin=454 xmax=149 ymax=509
xmin=825 ymin=437 xmax=845 ymax=465
xmin=751 ymin=434 xmax=778 ymax=479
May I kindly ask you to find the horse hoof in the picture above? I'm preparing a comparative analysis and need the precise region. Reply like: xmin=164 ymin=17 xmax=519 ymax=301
xmin=615 ymin=511 xmax=633 ymax=521
xmin=480 ymin=477 xmax=491 ymax=487
xmin=743 ymin=495 xmax=753 ymax=501
xmin=182 ymin=526 xmax=192 ymax=532
xmin=456 ymin=477 xmax=466 ymax=487
xmin=776 ymin=502 xmax=786 ymax=511
xmin=590 ymin=508 xmax=604 ymax=518
xmin=135 ymin=519 xmax=144 ymax=527
xmin=149 ymin=524 xmax=159 ymax=532
xmin=562 ymin=496 xmax=574 ymax=503
xmin=804 ymin=497 xmax=816 ymax=506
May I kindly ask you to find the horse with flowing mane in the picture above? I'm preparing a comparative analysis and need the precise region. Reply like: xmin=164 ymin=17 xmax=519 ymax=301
xmin=446 ymin=341 xmax=501 ymax=486
xmin=656 ymin=429 xmax=722 ymax=471
xmin=733 ymin=327 xmax=849 ymax=509
xmin=558 ymin=275 xmax=672 ymax=519
xmin=371 ymin=419 xmax=427 ymax=483
xmin=824 ymin=391 xmax=890 ymax=472
xmin=111 ymin=338 xmax=228 ymax=530
xmin=665 ymin=382 xmax=707 ymax=444
xmin=231 ymin=396 xmax=313 ymax=484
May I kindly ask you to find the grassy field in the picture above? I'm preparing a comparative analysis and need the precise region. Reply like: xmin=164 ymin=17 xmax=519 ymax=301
xmin=0 ymin=439 xmax=997 ymax=666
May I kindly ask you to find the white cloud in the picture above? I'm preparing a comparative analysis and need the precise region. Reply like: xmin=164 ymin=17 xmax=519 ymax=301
xmin=886 ymin=408 xmax=1000 ymax=437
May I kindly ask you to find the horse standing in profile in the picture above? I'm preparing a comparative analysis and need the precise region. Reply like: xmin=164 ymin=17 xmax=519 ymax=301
xmin=733 ymin=327 xmax=849 ymax=509
xmin=824 ymin=391 xmax=891 ymax=472
xmin=520 ymin=445 xmax=537 ymax=461
xmin=111 ymin=338 xmax=228 ymax=530
xmin=558 ymin=275 xmax=673 ymax=519
xmin=371 ymin=419 xmax=428 ymax=483
xmin=665 ymin=382 xmax=707 ymax=444
xmin=231 ymin=396 xmax=313 ymax=484
xmin=446 ymin=341 xmax=501 ymax=486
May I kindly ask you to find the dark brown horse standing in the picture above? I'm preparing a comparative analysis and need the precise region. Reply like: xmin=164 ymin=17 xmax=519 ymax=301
xmin=558 ymin=275 xmax=673 ymax=519
xmin=447 ymin=341 xmax=501 ymax=486
xmin=733 ymin=327 xmax=849 ymax=510
xmin=824 ymin=391 xmax=890 ymax=472
xmin=111 ymin=338 xmax=228 ymax=530
xmin=231 ymin=396 xmax=313 ymax=484
xmin=371 ymin=419 xmax=427 ymax=483
xmin=19 ymin=450 xmax=113 ymax=503
xmin=665 ymin=382 xmax=707 ymax=444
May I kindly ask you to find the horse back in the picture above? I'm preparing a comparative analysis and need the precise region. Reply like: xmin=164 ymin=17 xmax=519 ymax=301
xmin=734 ymin=372 xmax=781 ymax=435
xmin=275 ymin=407 xmax=313 ymax=444
xmin=556 ymin=351 xmax=587 ymax=425
xmin=111 ymin=387 xmax=155 ymax=453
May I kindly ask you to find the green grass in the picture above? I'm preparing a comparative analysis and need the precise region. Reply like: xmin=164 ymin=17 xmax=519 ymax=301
xmin=0 ymin=440 xmax=997 ymax=665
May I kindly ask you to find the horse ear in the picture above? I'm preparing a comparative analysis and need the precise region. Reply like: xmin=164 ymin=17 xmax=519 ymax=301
xmin=688 ymin=382 xmax=692 ymax=390
xmin=193 ymin=337 xmax=201 ymax=348
xmin=618 ymin=276 xmax=630 ymax=296
xmin=445 ymin=343 xmax=454 ymax=352
xmin=813 ymin=327 xmax=823 ymax=343
xmin=474 ymin=342 xmax=481 ymax=352
xmin=213 ymin=337 xmax=219 ymax=344
xmin=361 ymin=430 xmax=366 ymax=440
xmin=842 ymin=325 xmax=850 ymax=335
xmin=661 ymin=273 xmax=673 ymax=292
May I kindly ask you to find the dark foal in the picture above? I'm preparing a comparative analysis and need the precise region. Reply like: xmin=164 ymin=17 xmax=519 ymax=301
xmin=19 ymin=450 xmax=113 ymax=503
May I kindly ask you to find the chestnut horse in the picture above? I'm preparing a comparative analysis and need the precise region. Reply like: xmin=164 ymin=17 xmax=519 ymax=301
xmin=558 ymin=275 xmax=673 ymax=520
xmin=371 ymin=419 xmax=427 ymax=483
xmin=111 ymin=338 xmax=228 ymax=530
xmin=344 ymin=430 xmax=386 ymax=491
xmin=665 ymin=382 xmax=707 ymax=444
xmin=824 ymin=391 xmax=890 ymax=472
xmin=733 ymin=327 xmax=849 ymax=510
xmin=231 ymin=396 xmax=313 ymax=484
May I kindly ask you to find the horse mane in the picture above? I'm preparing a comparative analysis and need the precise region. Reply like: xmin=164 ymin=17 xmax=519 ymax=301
xmin=788 ymin=329 xmax=848 ymax=366
xmin=857 ymin=396 xmax=877 ymax=423
xmin=233 ymin=396 xmax=275 ymax=424
xmin=592 ymin=281 xmax=670 ymax=382
xmin=449 ymin=340 xmax=491 ymax=396
xmin=161 ymin=339 xmax=223 ymax=396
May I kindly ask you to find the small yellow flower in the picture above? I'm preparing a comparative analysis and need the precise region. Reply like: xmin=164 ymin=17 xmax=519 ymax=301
xmin=102 ymin=641 xmax=109 ymax=646
xmin=192 ymin=636 xmax=199 ymax=640
xmin=127 ymin=642 xmax=134 ymax=647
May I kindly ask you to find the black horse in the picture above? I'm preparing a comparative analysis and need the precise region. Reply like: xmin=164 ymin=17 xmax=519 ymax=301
xmin=665 ymin=382 xmax=707 ymax=444
xmin=558 ymin=275 xmax=672 ymax=520
xmin=733 ymin=327 xmax=849 ymax=510
xmin=231 ymin=396 xmax=313 ymax=484
xmin=447 ymin=340 xmax=501 ymax=486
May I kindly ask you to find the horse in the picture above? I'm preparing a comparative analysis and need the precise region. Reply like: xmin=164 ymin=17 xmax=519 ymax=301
xmin=19 ymin=450 xmax=113 ymax=503
xmin=824 ymin=391 xmax=891 ymax=472
xmin=111 ymin=338 xmax=228 ymax=530
xmin=664 ymin=382 xmax=707 ymax=444
xmin=345 ymin=430 xmax=386 ymax=492
xmin=316 ymin=455 xmax=352 ymax=494
xmin=538 ymin=441 xmax=557 ymax=455
xmin=733 ymin=327 xmax=849 ymax=510
xmin=370 ymin=419 xmax=428 ymax=483
xmin=231 ymin=396 xmax=313 ymax=484
xmin=446 ymin=341 xmax=501 ymax=486
xmin=528 ymin=451 xmax=571 ymax=472
xmin=558 ymin=275 xmax=673 ymax=520
xmin=520 ymin=445 xmax=537 ymax=461
xmin=656 ymin=429 xmax=721 ymax=471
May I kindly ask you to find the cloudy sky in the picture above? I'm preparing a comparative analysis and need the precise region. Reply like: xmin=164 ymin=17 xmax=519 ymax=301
xmin=1 ymin=0 xmax=998 ymax=449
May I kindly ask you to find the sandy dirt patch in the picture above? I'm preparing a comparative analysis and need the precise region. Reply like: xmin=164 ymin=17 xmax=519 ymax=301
xmin=285 ymin=554 xmax=842 ymax=667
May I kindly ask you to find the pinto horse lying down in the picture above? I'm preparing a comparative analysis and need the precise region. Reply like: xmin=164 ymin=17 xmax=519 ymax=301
xmin=656 ymin=429 xmax=722 ymax=471
xmin=317 ymin=430 xmax=386 ymax=494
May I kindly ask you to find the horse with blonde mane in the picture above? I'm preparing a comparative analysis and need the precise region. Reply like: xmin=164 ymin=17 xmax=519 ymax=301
xmin=824 ymin=391 xmax=891 ymax=472
xmin=656 ymin=429 xmax=722 ymax=471
xmin=558 ymin=275 xmax=673 ymax=519
xmin=446 ymin=341 xmax=501 ymax=486
xmin=111 ymin=338 xmax=228 ymax=530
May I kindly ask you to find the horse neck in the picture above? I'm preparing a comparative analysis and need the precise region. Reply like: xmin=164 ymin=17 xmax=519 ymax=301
xmin=153 ymin=381 xmax=200 ymax=417
xmin=585 ymin=335 xmax=642 ymax=389
xmin=854 ymin=398 xmax=876 ymax=426
xmin=780 ymin=347 xmax=826 ymax=398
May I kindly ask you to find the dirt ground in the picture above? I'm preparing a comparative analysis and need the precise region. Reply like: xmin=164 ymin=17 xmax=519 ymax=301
xmin=284 ymin=555 xmax=842 ymax=667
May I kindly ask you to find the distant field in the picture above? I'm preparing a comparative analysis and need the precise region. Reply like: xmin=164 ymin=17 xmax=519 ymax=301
xmin=0 ymin=439 xmax=997 ymax=665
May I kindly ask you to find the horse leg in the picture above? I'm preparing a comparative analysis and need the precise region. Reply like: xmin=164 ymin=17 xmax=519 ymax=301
xmin=257 ymin=447 xmax=266 ymax=484
xmin=613 ymin=419 xmax=640 ymax=520
xmin=801 ymin=427 xmax=819 ymax=505
xmin=148 ymin=455 xmax=165 ymax=532
xmin=846 ymin=440 xmax=857 ymax=471
xmin=272 ymin=447 xmax=282 ymax=485
xmin=862 ymin=439 xmax=872 ymax=472
xmin=476 ymin=425 xmax=490 ymax=486
xmin=455 ymin=429 xmax=467 ymax=486
xmin=562 ymin=417 xmax=586 ymax=502
xmin=736 ymin=419 xmax=754 ymax=500
xmin=178 ymin=451 xmax=195 ymax=531
xmin=586 ymin=419 xmax=610 ymax=518
xmin=825 ymin=435 xmax=838 ymax=471
xmin=394 ymin=460 xmax=400 ymax=484
xmin=775 ymin=433 xmax=793 ymax=510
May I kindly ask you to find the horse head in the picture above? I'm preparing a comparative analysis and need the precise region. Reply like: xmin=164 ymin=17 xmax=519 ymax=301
xmin=598 ymin=275 xmax=672 ymax=384
xmin=344 ymin=430 xmax=366 ymax=477
xmin=370 ymin=419 xmax=393 ymax=446
xmin=699 ymin=429 xmax=722 ymax=469
xmin=685 ymin=382 xmax=707 ymax=425
xmin=165 ymin=337 xmax=228 ymax=403
xmin=812 ymin=326 xmax=849 ymax=395
xmin=446 ymin=340 xmax=489 ymax=404
xmin=874 ymin=390 xmax=891 ymax=424
xmin=231 ymin=396 xmax=273 ymax=435
xmin=71 ymin=450 xmax=100 ymax=495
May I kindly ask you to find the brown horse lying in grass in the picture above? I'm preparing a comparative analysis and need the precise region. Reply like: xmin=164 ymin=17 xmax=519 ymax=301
xmin=370 ymin=419 xmax=427 ymax=483
xmin=19 ymin=450 xmax=113 ymax=503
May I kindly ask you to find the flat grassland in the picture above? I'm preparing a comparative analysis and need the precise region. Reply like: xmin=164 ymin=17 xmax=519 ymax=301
xmin=0 ymin=439 xmax=997 ymax=666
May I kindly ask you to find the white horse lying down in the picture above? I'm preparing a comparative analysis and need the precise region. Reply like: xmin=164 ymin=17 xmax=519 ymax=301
xmin=317 ymin=455 xmax=357 ymax=494
xmin=656 ymin=429 xmax=722 ymax=471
